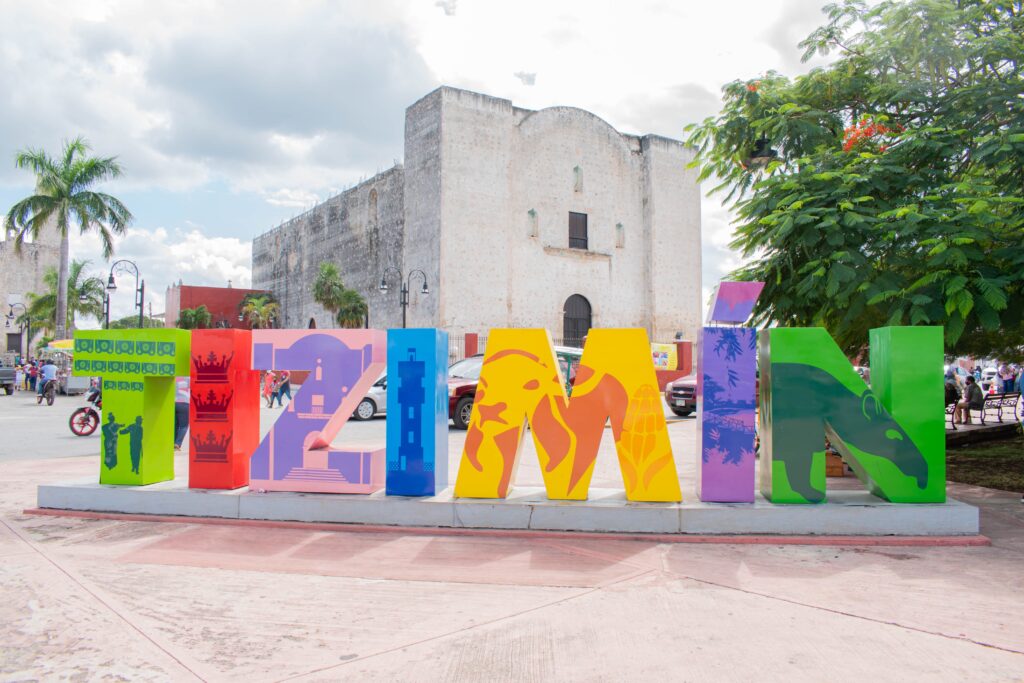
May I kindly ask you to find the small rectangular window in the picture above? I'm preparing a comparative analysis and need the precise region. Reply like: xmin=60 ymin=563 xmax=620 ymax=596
xmin=569 ymin=212 xmax=588 ymax=250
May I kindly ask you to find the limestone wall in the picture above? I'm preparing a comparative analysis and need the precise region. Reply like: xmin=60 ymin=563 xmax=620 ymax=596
xmin=251 ymin=86 xmax=703 ymax=345
xmin=430 ymin=87 xmax=702 ymax=342
xmin=1 ymin=225 xmax=60 ymax=353
xmin=251 ymin=166 xmax=405 ymax=329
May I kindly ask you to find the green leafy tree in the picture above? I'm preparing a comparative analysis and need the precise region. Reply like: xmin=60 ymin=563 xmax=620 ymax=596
xmin=18 ymin=259 xmax=105 ymax=336
xmin=312 ymin=262 xmax=347 ymax=322
xmin=240 ymin=295 xmax=280 ymax=329
xmin=335 ymin=288 xmax=368 ymax=328
xmin=108 ymin=314 xmax=161 ymax=329
xmin=687 ymin=0 xmax=1024 ymax=360
xmin=312 ymin=261 xmax=367 ymax=328
xmin=34 ymin=335 xmax=54 ymax=354
xmin=177 ymin=305 xmax=213 ymax=330
xmin=5 ymin=137 xmax=132 ymax=342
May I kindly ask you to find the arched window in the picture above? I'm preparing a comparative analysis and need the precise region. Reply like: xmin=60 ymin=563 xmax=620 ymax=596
xmin=563 ymin=294 xmax=592 ymax=347
xmin=308 ymin=318 xmax=317 ymax=329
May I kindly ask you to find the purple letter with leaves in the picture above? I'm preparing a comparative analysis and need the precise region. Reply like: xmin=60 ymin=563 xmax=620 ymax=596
xmin=696 ymin=281 xmax=763 ymax=502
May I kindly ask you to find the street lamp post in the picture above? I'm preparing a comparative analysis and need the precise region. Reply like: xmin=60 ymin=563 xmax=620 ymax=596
xmin=6 ymin=303 xmax=30 ymax=359
xmin=378 ymin=267 xmax=429 ymax=329
xmin=106 ymin=259 xmax=145 ymax=329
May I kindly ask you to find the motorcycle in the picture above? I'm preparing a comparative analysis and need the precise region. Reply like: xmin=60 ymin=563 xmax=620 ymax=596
xmin=37 ymin=378 xmax=57 ymax=406
xmin=69 ymin=386 xmax=102 ymax=436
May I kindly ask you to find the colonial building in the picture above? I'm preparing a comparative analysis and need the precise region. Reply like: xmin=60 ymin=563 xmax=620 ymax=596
xmin=252 ymin=86 xmax=702 ymax=344
xmin=1 ymin=220 xmax=59 ymax=355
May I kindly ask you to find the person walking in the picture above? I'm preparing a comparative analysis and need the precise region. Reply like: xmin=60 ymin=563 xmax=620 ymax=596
xmin=954 ymin=375 xmax=985 ymax=425
xmin=27 ymin=362 xmax=38 ymax=391
xmin=273 ymin=370 xmax=291 ymax=407
xmin=998 ymin=363 xmax=1014 ymax=393
xmin=174 ymin=376 xmax=190 ymax=451
xmin=262 ymin=371 xmax=277 ymax=408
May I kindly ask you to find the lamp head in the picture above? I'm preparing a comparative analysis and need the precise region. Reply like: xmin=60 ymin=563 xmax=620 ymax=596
xmin=106 ymin=273 xmax=117 ymax=291
xmin=420 ymin=281 xmax=429 ymax=295
xmin=378 ymin=276 xmax=388 ymax=292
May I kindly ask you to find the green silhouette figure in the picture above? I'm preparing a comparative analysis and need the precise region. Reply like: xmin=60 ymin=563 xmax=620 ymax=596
xmin=119 ymin=416 xmax=144 ymax=474
xmin=101 ymin=413 xmax=124 ymax=470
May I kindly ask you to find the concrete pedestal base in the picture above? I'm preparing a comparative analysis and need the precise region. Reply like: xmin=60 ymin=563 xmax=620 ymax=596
xmin=36 ymin=477 xmax=980 ymax=536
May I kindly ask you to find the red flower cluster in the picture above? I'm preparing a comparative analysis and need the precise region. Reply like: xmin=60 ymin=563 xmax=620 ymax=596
xmin=746 ymin=81 xmax=760 ymax=92
xmin=842 ymin=117 xmax=904 ymax=152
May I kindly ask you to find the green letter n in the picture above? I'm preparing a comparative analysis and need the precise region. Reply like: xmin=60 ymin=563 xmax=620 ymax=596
xmin=759 ymin=326 xmax=945 ymax=504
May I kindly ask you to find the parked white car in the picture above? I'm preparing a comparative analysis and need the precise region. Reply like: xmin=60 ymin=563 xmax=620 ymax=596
xmin=352 ymin=373 xmax=387 ymax=420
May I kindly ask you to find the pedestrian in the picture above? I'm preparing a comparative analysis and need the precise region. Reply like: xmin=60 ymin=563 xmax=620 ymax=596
xmin=998 ymin=362 xmax=1014 ymax=393
xmin=944 ymin=380 xmax=960 ymax=408
xmin=14 ymin=365 xmax=23 ymax=392
xmin=174 ymin=376 xmax=190 ymax=451
xmin=273 ymin=370 xmax=291 ymax=407
xmin=27 ymin=362 xmax=38 ymax=391
xmin=262 ymin=371 xmax=276 ymax=408
xmin=954 ymin=375 xmax=985 ymax=425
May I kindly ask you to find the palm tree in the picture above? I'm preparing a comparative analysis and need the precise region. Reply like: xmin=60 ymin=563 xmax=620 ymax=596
xmin=312 ymin=262 xmax=347 ymax=326
xmin=335 ymin=289 xmax=368 ymax=328
xmin=5 ymin=137 xmax=132 ymax=341
xmin=19 ymin=259 xmax=105 ymax=336
xmin=240 ymin=295 xmax=280 ymax=329
xmin=177 ymin=305 xmax=213 ymax=330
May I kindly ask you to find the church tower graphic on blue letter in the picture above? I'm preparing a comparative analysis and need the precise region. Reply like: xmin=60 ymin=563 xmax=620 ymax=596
xmin=386 ymin=329 xmax=449 ymax=496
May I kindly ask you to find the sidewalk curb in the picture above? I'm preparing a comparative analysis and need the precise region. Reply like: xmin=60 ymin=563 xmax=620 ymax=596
xmin=23 ymin=507 xmax=992 ymax=547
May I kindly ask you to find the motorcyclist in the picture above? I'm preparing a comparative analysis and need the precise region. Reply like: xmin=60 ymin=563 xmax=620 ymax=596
xmin=37 ymin=358 xmax=58 ymax=400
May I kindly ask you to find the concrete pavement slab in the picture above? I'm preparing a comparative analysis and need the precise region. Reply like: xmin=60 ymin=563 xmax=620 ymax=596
xmin=2 ymin=392 xmax=1023 ymax=680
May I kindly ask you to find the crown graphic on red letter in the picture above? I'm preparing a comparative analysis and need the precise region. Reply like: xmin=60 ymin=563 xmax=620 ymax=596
xmin=192 ymin=430 xmax=231 ymax=462
xmin=192 ymin=389 xmax=233 ymax=421
xmin=192 ymin=351 xmax=234 ymax=383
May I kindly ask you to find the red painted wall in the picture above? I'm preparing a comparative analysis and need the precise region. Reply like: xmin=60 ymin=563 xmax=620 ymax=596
xmin=165 ymin=285 xmax=269 ymax=329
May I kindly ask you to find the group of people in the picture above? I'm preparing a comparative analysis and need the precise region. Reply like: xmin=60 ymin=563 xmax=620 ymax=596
xmin=945 ymin=361 xmax=1022 ymax=425
xmin=13 ymin=358 xmax=60 ymax=398
xmin=262 ymin=370 xmax=291 ymax=408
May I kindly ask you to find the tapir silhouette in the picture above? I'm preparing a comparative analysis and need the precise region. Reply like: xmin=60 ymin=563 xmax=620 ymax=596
xmin=769 ymin=362 xmax=930 ymax=503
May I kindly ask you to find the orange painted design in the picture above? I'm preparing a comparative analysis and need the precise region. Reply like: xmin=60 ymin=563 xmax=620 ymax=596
xmin=453 ymin=329 xmax=681 ymax=502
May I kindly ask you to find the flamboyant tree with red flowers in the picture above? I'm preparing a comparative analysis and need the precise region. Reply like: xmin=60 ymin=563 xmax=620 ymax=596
xmin=687 ymin=0 xmax=1024 ymax=360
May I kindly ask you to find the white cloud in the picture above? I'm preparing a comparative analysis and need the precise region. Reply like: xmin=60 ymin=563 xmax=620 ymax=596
xmin=264 ymin=188 xmax=323 ymax=209
xmin=3 ymin=0 xmax=845 ymax=312
xmin=70 ymin=226 xmax=252 ymax=321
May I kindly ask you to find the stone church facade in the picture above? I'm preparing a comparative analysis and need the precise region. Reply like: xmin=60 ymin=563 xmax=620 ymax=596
xmin=252 ymin=86 xmax=702 ymax=345
xmin=2 ymin=221 xmax=59 ymax=355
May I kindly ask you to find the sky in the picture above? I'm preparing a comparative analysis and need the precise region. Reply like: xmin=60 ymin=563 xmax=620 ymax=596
xmin=0 ymin=0 xmax=835 ymax=324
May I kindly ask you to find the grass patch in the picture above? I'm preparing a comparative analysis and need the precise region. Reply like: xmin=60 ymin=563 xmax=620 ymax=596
xmin=947 ymin=434 xmax=1024 ymax=492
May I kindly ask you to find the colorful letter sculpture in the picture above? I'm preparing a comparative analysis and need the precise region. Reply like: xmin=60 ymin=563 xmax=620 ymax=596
xmin=385 ymin=329 xmax=449 ymax=496
xmin=696 ymin=281 xmax=763 ymax=502
xmin=697 ymin=327 xmax=758 ymax=502
xmin=707 ymin=281 xmax=765 ymax=324
xmin=454 ymin=328 xmax=681 ymax=502
xmin=759 ymin=326 xmax=944 ymax=504
xmin=188 ymin=329 xmax=260 ymax=489
xmin=73 ymin=329 xmax=190 ymax=485
xmin=249 ymin=329 xmax=386 ymax=493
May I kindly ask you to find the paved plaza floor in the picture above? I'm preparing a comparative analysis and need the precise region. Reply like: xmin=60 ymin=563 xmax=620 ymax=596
xmin=1 ymin=390 xmax=1023 ymax=681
